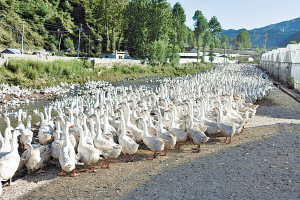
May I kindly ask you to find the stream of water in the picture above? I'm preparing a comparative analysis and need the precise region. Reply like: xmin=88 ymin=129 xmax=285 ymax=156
xmin=0 ymin=76 xmax=164 ymax=134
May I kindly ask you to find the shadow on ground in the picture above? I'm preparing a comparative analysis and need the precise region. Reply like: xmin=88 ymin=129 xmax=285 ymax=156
xmin=15 ymin=123 xmax=300 ymax=200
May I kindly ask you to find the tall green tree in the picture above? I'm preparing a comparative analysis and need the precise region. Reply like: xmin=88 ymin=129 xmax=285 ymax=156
xmin=64 ymin=36 xmax=74 ymax=50
xmin=193 ymin=10 xmax=209 ymax=63
xmin=209 ymin=41 xmax=215 ymax=63
xmin=85 ymin=0 xmax=128 ymax=52
xmin=186 ymin=26 xmax=194 ymax=46
xmin=124 ymin=0 xmax=150 ymax=58
xmin=172 ymin=2 xmax=186 ymax=51
xmin=169 ymin=44 xmax=180 ymax=66
xmin=220 ymin=35 xmax=227 ymax=45
xmin=229 ymin=36 xmax=234 ymax=46
xmin=124 ymin=0 xmax=172 ymax=59
xmin=235 ymin=30 xmax=252 ymax=49
xmin=208 ymin=16 xmax=222 ymax=42
xmin=148 ymin=0 xmax=172 ymax=42
xmin=201 ymin=31 xmax=211 ymax=63
xmin=148 ymin=40 xmax=167 ymax=65
xmin=215 ymin=38 xmax=221 ymax=48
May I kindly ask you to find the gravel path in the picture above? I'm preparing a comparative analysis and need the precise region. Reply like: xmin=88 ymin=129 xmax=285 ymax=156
xmin=1 ymin=86 xmax=300 ymax=200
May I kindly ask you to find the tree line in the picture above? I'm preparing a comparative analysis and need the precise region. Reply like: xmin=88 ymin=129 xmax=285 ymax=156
xmin=0 ymin=0 xmax=253 ymax=64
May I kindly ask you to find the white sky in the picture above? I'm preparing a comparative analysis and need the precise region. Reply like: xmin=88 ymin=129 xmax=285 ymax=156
xmin=167 ymin=0 xmax=300 ymax=30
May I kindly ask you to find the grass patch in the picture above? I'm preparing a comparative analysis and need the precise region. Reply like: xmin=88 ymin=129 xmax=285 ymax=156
xmin=1 ymin=59 xmax=214 ymax=88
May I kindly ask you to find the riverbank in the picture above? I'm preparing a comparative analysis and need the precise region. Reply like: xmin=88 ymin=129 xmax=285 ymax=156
xmin=0 ymin=59 xmax=213 ymax=107
xmin=0 ymin=59 xmax=213 ymax=89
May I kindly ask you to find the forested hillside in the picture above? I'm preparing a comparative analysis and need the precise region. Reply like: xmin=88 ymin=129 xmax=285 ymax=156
xmin=0 ymin=0 xmax=196 ymax=59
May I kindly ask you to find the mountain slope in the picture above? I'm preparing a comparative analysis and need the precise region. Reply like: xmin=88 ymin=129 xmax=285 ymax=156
xmin=221 ymin=17 xmax=300 ymax=49
xmin=278 ymin=30 xmax=300 ymax=47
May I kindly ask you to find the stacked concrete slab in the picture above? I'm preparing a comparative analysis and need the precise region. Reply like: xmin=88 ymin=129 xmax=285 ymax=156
xmin=261 ymin=43 xmax=300 ymax=90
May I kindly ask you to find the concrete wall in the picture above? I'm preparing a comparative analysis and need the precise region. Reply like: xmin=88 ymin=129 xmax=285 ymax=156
xmin=0 ymin=53 xmax=144 ymax=68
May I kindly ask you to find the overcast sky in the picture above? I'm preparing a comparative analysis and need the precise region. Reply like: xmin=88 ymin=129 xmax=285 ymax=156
xmin=167 ymin=0 xmax=300 ymax=30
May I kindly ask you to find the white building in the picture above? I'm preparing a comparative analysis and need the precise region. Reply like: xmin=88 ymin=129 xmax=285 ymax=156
xmin=178 ymin=52 xmax=230 ymax=63
xmin=99 ymin=50 xmax=130 ymax=59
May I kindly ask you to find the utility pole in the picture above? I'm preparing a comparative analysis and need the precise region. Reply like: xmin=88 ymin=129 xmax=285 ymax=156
xmin=21 ymin=21 xmax=24 ymax=54
xmin=88 ymin=35 xmax=91 ymax=57
xmin=57 ymin=29 xmax=61 ymax=51
xmin=78 ymin=24 xmax=83 ymax=57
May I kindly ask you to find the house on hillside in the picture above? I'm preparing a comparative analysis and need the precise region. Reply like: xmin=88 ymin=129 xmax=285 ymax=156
xmin=1 ymin=49 xmax=21 ymax=54
xmin=99 ymin=50 xmax=130 ymax=59
xmin=184 ymin=46 xmax=200 ymax=53
xmin=189 ymin=47 xmax=198 ymax=53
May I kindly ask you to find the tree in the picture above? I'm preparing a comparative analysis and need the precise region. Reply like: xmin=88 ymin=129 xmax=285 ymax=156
xmin=64 ymin=37 xmax=74 ymax=50
xmin=172 ymin=2 xmax=186 ymax=51
xmin=169 ymin=44 xmax=180 ymax=66
xmin=220 ymin=35 xmax=227 ymax=44
xmin=48 ymin=35 xmax=58 ymax=50
xmin=148 ymin=40 xmax=167 ymax=65
xmin=209 ymin=41 xmax=215 ymax=63
xmin=193 ymin=10 xmax=209 ymax=38
xmin=254 ymin=45 xmax=259 ymax=52
xmin=235 ymin=30 xmax=252 ymax=49
xmin=289 ymin=41 xmax=298 ymax=44
xmin=186 ymin=26 xmax=194 ymax=46
xmin=208 ymin=16 xmax=222 ymax=42
xmin=86 ymin=0 xmax=128 ymax=52
xmin=124 ymin=0 xmax=173 ymax=59
xmin=201 ymin=31 xmax=211 ymax=63
xmin=229 ymin=36 xmax=234 ymax=46
xmin=124 ymin=0 xmax=151 ymax=58
xmin=215 ymin=38 xmax=221 ymax=48
xmin=193 ymin=10 xmax=209 ymax=62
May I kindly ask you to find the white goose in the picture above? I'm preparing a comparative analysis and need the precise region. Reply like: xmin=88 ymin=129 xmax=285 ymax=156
xmin=0 ymin=129 xmax=20 ymax=186
xmin=184 ymin=114 xmax=210 ymax=152
xmin=165 ymin=110 xmax=187 ymax=149
xmin=137 ymin=118 xmax=165 ymax=159
xmin=119 ymin=102 xmax=143 ymax=143
xmin=116 ymin=116 xmax=139 ymax=162
xmin=72 ymin=124 xmax=100 ymax=172
xmin=20 ymin=115 xmax=33 ymax=147
xmin=23 ymin=141 xmax=44 ymax=175
xmin=15 ymin=109 xmax=25 ymax=133
xmin=197 ymin=100 xmax=218 ymax=137
xmin=140 ymin=109 xmax=158 ymax=137
xmin=0 ymin=117 xmax=14 ymax=153
xmin=58 ymin=122 xmax=77 ymax=177
xmin=89 ymin=114 xmax=122 ymax=168
xmin=154 ymin=109 xmax=176 ymax=156
xmin=215 ymin=107 xmax=236 ymax=144
xmin=51 ymin=121 xmax=64 ymax=160
xmin=38 ymin=112 xmax=53 ymax=145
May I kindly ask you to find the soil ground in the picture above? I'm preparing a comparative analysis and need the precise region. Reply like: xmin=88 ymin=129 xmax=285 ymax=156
xmin=1 ymin=85 xmax=300 ymax=200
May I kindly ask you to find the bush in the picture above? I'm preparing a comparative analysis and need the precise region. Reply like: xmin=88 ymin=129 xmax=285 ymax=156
xmin=288 ymin=76 xmax=295 ymax=89
xmin=25 ymin=66 xmax=38 ymax=80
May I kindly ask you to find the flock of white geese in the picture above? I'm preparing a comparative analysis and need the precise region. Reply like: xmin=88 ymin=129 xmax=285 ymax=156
xmin=0 ymin=64 xmax=273 ymax=194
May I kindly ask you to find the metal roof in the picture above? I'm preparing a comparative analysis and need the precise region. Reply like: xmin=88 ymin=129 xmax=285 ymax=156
xmin=1 ymin=49 xmax=21 ymax=54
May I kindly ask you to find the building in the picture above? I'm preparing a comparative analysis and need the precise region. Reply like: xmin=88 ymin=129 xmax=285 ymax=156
xmin=99 ymin=50 xmax=129 ymax=59
xmin=178 ymin=52 xmax=230 ymax=63
xmin=1 ymin=49 xmax=21 ymax=54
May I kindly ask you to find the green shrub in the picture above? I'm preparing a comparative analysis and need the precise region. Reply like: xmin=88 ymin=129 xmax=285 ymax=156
xmin=288 ymin=76 xmax=295 ymax=89
xmin=25 ymin=66 xmax=38 ymax=80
